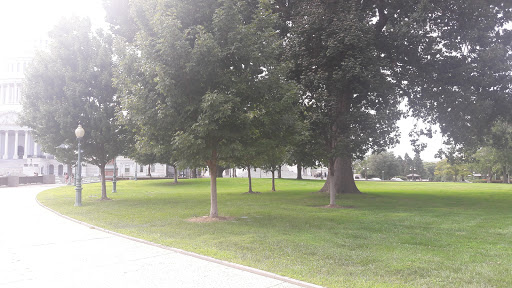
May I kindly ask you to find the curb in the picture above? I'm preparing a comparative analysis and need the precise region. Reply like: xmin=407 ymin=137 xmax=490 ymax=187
xmin=36 ymin=193 xmax=325 ymax=288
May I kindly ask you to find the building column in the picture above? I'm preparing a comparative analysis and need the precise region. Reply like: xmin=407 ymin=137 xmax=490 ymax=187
xmin=24 ymin=131 xmax=29 ymax=159
xmin=16 ymin=82 xmax=21 ymax=104
xmin=14 ymin=83 xmax=18 ymax=103
xmin=14 ymin=130 xmax=19 ymax=159
xmin=34 ymin=142 xmax=38 ymax=157
xmin=3 ymin=131 xmax=9 ymax=159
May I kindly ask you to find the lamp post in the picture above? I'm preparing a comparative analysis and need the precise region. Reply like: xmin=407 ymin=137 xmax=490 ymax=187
xmin=134 ymin=163 xmax=137 ymax=181
xmin=74 ymin=124 xmax=85 ymax=206
xmin=382 ymin=170 xmax=384 ymax=181
xmin=74 ymin=162 xmax=77 ymax=186
xmin=112 ymin=157 xmax=117 ymax=193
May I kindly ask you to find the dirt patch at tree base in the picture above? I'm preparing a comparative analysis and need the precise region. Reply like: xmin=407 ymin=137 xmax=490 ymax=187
xmin=187 ymin=216 xmax=235 ymax=223
xmin=319 ymin=204 xmax=355 ymax=209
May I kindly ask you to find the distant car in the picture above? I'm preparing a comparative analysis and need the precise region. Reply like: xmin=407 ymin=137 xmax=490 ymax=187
xmin=369 ymin=178 xmax=381 ymax=181
xmin=390 ymin=177 xmax=404 ymax=181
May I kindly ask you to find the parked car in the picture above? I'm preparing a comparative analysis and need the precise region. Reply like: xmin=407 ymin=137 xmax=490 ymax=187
xmin=390 ymin=177 xmax=404 ymax=181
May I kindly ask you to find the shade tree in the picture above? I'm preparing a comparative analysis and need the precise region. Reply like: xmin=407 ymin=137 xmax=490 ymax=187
xmin=279 ymin=0 xmax=512 ymax=207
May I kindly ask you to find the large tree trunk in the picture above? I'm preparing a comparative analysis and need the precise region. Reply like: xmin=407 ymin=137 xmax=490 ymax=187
xmin=216 ymin=165 xmax=225 ymax=178
xmin=191 ymin=168 xmax=197 ymax=178
xmin=328 ymin=159 xmax=336 ymax=206
xmin=173 ymin=165 xmax=178 ymax=184
xmin=232 ymin=167 xmax=237 ymax=177
xmin=99 ymin=164 xmax=110 ymax=200
xmin=296 ymin=162 xmax=302 ymax=179
xmin=487 ymin=167 xmax=492 ymax=183
xmin=503 ymin=166 xmax=508 ymax=183
xmin=277 ymin=166 xmax=282 ymax=179
xmin=328 ymin=156 xmax=361 ymax=202
xmin=247 ymin=165 xmax=254 ymax=193
xmin=318 ymin=176 xmax=330 ymax=192
xmin=207 ymin=150 xmax=218 ymax=218
xmin=147 ymin=164 xmax=152 ymax=177
xmin=271 ymin=170 xmax=276 ymax=192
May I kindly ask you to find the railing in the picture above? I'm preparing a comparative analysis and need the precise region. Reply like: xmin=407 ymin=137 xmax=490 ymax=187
xmin=0 ymin=175 xmax=55 ymax=187
xmin=19 ymin=176 xmax=44 ymax=184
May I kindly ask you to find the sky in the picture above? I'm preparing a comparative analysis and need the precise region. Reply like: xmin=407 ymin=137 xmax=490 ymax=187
xmin=0 ymin=0 xmax=106 ymax=57
xmin=392 ymin=117 xmax=444 ymax=162
xmin=0 ymin=0 xmax=445 ymax=162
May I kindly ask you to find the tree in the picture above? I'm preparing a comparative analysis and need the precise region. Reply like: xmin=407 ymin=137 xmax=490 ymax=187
xmin=412 ymin=152 xmax=425 ymax=179
xmin=113 ymin=0 xmax=294 ymax=217
xmin=280 ymin=0 xmax=512 ymax=206
xmin=473 ymin=147 xmax=500 ymax=183
xmin=423 ymin=162 xmax=437 ymax=181
xmin=435 ymin=159 xmax=469 ymax=182
xmin=286 ymin=110 xmax=326 ymax=181
xmin=403 ymin=153 xmax=414 ymax=176
xmin=396 ymin=155 xmax=405 ymax=177
xmin=488 ymin=121 xmax=512 ymax=183
xmin=367 ymin=152 xmax=400 ymax=180
xmin=260 ymin=144 xmax=287 ymax=192
xmin=20 ymin=17 xmax=128 ymax=200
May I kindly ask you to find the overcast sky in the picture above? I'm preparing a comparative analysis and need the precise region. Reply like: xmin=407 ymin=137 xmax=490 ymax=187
xmin=0 ymin=0 xmax=444 ymax=161
xmin=0 ymin=0 xmax=105 ymax=57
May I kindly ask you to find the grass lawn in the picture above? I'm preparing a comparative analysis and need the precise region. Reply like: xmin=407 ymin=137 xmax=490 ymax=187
xmin=37 ymin=179 xmax=512 ymax=288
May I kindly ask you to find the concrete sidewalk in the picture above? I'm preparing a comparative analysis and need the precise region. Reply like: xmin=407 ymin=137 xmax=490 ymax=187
xmin=0 ymin=185 xmax=323 ymax=288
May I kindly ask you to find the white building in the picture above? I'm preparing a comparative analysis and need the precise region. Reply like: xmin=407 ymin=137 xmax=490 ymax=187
xmin=0 ymin=43 xmax=168 ymax=180
xmin=0 ymin=50 xmax=65 ymax=177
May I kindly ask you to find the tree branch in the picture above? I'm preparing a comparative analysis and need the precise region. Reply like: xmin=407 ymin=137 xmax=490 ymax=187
xmin=375 ymin=0 xmax=388 ymax=33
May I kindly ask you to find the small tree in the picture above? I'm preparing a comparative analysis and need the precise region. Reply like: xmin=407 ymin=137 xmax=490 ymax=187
xmin=20 ymin=17 xmax=128 ymax=200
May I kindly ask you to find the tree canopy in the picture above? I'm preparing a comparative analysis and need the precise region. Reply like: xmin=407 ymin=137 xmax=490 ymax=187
xmin=19 ymin=17 xmax=128 ymax=199
xmin=276 ymin=0 xmax=512 ymax=205
xmin=112 ymin=0 xmax=297 ymax=217
xmin=108 ymin=0 xmax=512 ymax=209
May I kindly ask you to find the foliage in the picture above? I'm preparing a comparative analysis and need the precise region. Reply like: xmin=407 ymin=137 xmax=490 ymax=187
xmin=280 ymin=0 xmax=512 ymax=201
xmin=19 ymin=17 xmax=128 ymax=199
xmin=434 ymin=159 xmax=470 ymax=182
xmin=412 ymin=152 xmax=425 ymax=177
xmin=423 ymin=162 xmax=437 ymax=181
xmin=112 ymin=0 xmax=295 ymax=216
xmin=366 ymin=152 xmax=400 ymax=180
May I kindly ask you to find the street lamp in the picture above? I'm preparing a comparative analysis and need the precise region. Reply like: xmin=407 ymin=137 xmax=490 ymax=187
xmin=112 ymin=157 xmax=117 ymax=193
xmin=74 ymin=124 xmax=85 ymax=206
xmin=382 ymin=170 xmax=384 ymax=181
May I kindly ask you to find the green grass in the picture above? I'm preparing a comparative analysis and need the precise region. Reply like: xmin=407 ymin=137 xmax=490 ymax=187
xmin=37 ymin=179 xmax=512 ymax=288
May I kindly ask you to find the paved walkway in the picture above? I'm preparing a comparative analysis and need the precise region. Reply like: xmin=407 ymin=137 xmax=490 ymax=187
xmin=0 ymin=185 xmax=322 ymax=288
